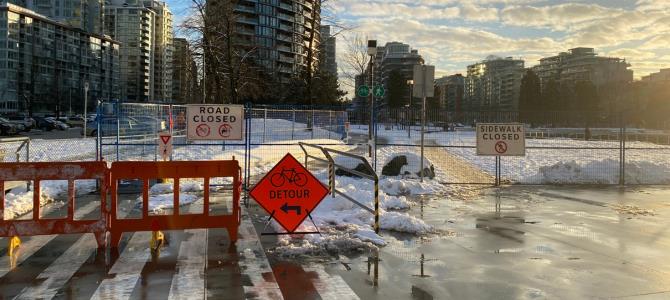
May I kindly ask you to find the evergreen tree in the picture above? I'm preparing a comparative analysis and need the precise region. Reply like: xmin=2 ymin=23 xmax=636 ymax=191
xmin=519 ymin=70 xmax=541 ymax=124
xmin=575 ymin=81 xmax=599 ymax=138
xmin=386 ymin=70 xmax=406 ymax=108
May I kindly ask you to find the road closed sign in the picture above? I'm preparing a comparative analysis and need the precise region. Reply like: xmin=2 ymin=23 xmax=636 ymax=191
xmin=187 ymin=104 xmax=244 ymax=140
xmin=476 ymin=123 xmax=526 ymax=156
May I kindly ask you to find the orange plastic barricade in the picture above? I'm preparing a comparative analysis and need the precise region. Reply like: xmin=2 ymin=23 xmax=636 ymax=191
xmin=109 ymin=160 xmax=241 ymax=248
xmin=0 ymin=162 xmax=110 ymax=249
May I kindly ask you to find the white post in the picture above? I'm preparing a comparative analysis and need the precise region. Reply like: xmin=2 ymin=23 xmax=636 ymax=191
xmin=83 ymin=82 xmax=89 ymax=137
xmin=420 ymin=67 xmax=426 ymax=183
xmin=263 ymin=108 xmax=267 ymax=143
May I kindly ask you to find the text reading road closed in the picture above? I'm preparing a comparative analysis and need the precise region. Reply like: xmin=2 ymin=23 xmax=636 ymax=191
xmin=187 ymin=104 xmax=243 ymax=140
xmin=191 ymin=107 xmax=238 ymax=123
xmin=476 ymin=123 xmax=526 ymax=156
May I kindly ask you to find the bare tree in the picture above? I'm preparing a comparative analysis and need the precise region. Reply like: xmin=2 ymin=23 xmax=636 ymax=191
xmin=180 ymin=0 xmax=262 ymax=104
xmin=339 ymin=34 xmax=370 ymax=90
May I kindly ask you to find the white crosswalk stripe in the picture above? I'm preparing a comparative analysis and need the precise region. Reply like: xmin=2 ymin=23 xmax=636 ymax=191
xmin=1 ymin=199 xmax=363 ymax=300
xmin=14 ymin=233 xmax=98 ymax=300
xmin=91 ymin=231 xmax=152 ymax=300
xmin=237 ymin=213 xmax=284 ymax=299
xmin=304 ymin=266 xmax=360 ymax=300
xmin=168 ymin=229 xmax=207 ymax=300
xmin=0 ymin=200 xmax=100 ymax=280
xmin=0 ymin=235 xmax=56 ymax=278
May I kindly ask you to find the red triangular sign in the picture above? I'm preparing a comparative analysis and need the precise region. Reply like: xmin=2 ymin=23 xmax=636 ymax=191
xmin=160 ymin=135 xmax=171 ymax=145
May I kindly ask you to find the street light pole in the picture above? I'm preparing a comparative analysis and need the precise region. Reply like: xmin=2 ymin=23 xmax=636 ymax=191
xmin=407 ymin=79 xmax=414 ymax=138
xmin=83 ymin=81 xmax=89 ymax=137
xmin=367 ymin=40 xmax=377 ymax=161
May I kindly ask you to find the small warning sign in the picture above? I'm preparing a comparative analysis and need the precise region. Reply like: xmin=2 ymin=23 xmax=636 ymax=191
xmin=187 ymin=104 xmax=243 ymax=140
xmin=249 ymin=154 xmax=329 ymax=233
xmin=476 ymin=123 xmax=525 ymax=156
xmin=158 ymin=132 xmax=172 ymax=160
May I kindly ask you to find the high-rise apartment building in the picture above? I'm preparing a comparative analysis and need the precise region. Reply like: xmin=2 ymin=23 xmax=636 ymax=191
xmin=532 ymin=47 xmax=633 ymax=87
xmin=206 ymin=0 xmax=320 ymax=82
xmin=105 ymin=0 xmax=173 ymax=102
xmin=465 ymin=56 xmax=525 ymax=111
xmin=1 ymin=0 xmax=104 ymax=34
xmin=379 ymin=42 xmax=423 ymax=107
xmin=435 ymin=74 xmax=464 ymax=112
xmin=172 ymin=38 xmax=198 ymax=104
xmin=319 ymin=25 xmax=336 ymax=76
xmin=145 ymin=0 xmax=172 ymax=102
xmin=0 ymin=3 xmax=119 ymax=114
xmin=352 ymin=41 xmax=424 ymax=109
xmin=642 ymin=68 xmax=670 ymax=82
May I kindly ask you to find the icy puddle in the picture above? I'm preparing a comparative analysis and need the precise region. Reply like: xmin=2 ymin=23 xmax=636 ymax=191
xmin=258 ymin=185 xmax=670 ymax=300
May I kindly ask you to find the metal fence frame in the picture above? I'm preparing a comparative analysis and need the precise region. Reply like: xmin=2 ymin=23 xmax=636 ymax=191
xmin=96 ymin=102 xmax=670 ymax=187
xmin=368 ymin=107 xmax=670 ymax=186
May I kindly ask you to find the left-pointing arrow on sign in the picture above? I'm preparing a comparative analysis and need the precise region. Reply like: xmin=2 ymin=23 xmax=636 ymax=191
xmin=281 ymin=203 xmax=301 ymax=215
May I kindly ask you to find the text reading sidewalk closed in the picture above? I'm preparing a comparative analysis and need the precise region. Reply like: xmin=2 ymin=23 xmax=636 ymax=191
xmin=477 ymin=123 xmax=526 ymax=156
xmin=187 ymin=104 xmax=244 ymax=140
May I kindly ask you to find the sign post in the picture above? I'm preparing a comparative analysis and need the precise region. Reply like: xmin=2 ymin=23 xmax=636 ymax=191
xmin=249 ymin=154 xmax=329 ymax=233
xmin=476 ymin=123 xmax=526 ymax=186
xmin=413 ymin=65 xmax=435 ymax=182
xmin=158 ymin=132 xmax=172 ymax=161
xmin=186 ymin=104 xmax=244 ymax=140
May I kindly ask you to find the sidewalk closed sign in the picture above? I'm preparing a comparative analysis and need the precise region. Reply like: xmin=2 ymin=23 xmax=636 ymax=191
xmin=187 ymin=104 xmax=244 ymax=140
xmin=476 ymin=123 xmax=526 ymax=156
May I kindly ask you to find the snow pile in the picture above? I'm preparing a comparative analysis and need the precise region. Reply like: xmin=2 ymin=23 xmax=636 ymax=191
xmin=3 ymin=180 xmax=97 ymax=219
xmin=146 ymin=180 xmax=203 ymax=213
xmin=146 ymin=193 xmax=199 ymax=213
xmin=269 ymin=172 xmax=436 ymax=258
xmin=380 ymin=178 xmax=445 ymax=196
xmin=149 ymin=181 xmax=204 ymax=194
xmin=378 ymin=148 xmax=433 ymax=177
xmin=530 ymin=159 xmax=670 ymax=184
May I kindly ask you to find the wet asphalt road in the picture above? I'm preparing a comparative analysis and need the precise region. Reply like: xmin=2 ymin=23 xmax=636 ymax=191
xmin=2 ymin=185 xmax=670 ymax=299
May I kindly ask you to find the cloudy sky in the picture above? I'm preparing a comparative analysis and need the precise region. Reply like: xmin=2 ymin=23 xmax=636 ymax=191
xmin=168 ymin=0 xmax=670 ymax=88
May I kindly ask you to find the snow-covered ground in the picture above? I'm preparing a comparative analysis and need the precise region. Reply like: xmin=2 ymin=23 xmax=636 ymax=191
xmin=3 ymin=179 xmax=98 ymax=220
xmin=352 ymin=125 xmax=670 ymax=185
xmin=5 ymin=117 xmax=670 ymax=257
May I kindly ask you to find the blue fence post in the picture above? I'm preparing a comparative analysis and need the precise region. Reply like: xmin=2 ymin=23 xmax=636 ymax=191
xmin=116 ymin=101 xmax=120 ymax=162
xmin=95 ymin=100 xmax=101 ymax=161
xmin=244 ymin=102 xmax=252 ymax=207
xmin=291 ymin=109 xmax=295 ymax=140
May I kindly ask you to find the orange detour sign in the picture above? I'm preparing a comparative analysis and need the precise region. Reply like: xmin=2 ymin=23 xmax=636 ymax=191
xmin=249 ymin=153 xmax=329 ymax=233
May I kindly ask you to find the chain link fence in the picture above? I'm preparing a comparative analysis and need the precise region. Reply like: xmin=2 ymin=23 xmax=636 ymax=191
xmin=12 ymin=102 xmax=670 ymax=186
xmin=366 ymin=107 xmax=670 ymax=185
xmin=94 ymin=103 xmax=349 ymax=191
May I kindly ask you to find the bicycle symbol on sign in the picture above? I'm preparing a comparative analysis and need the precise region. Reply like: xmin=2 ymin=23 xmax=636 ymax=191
xmin=270 ymin=168 xmax=308 ymax=187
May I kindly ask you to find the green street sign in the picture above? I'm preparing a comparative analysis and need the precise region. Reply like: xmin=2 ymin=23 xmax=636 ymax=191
xmin=373 ymin=85 xmax=385 ymax=97
xmin=357 ymin=85 xmax=370 ymax=97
